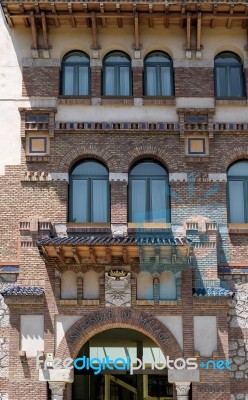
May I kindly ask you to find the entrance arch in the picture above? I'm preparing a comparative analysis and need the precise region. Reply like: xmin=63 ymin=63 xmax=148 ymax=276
xmin=56 ymin=309 xmax=182 ymax=361
xmin=73 ymin=327 xmax=175 ymax=400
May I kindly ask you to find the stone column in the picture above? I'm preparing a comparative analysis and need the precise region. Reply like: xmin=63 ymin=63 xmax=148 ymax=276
xmin=175 ymin=382 xmax=191 ymax=400
xmin=49 ymin=382 xmax=66 ymax=400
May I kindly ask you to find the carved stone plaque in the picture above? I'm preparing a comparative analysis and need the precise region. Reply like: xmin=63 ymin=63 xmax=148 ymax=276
xmin=105 ymin=270 xmax=131 ymax=307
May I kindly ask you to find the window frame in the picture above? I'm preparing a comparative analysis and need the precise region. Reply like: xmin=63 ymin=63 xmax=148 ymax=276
xmin=61 ymin=51 xmax=91 ymax=96
xmin=102 ymin=51 xmax=132 ymax=97
xmin=214 ymin=52 xmax=245 ymax=99
xmin=128 ymin=160 xmax=170 ymax=223
xmin=69 ymin=160 xmax=110 ymax=223
xmin=144 ymin=51 xmax=174 ymax=97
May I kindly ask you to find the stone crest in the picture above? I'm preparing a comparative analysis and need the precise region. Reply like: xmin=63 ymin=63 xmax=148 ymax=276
xmin=105 ymin=270 xmax=131 ymax=307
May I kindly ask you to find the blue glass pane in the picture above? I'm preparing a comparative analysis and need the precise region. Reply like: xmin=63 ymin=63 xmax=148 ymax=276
xmin=151 ymin=179 xmax=167 ymax=222
xmin=71 ymin=179 xmax=87 ymax=222
xmin=230 ymin=67 xmax=243 ymax=97
xmin=119 ymin=66 xmax=131 ymax=95
xmin=92 ymin=180 xmax=108 ymax=222
xmin=78 ymin=66 xmax=89 ymax=95
xmin=72 ymin=161 xmax=108 ymax=176
xmin=64 ymin=66 xmax=74 ymax=95
xmin=228 ymin=180 xmax=245 ymax=223
xmin=161 ymin=67 xmax=172 ymax=96
xmin=64 ymin=52 xmax=89 ymax=63
xmin=130 ymin=162 xmax=166 ymax=176
xmin=105 ymin=52 xmax=130 ymax=63
xmin=215 ymin=53 xmax=241 ymax=65
xmin=228 ymin=161 xmax=248 ymax=176
xmin=131 ymin=180 xmax=146 ymax=222
xmin=216 ymin=67 xmax=227 ymax=97
xmin=146 ymin=67 xmax=157 ymax=95
xmin=146 ymin=52 xmax=171 ymax=63
xmin=104 ymin=66 xmax=115 ymax=95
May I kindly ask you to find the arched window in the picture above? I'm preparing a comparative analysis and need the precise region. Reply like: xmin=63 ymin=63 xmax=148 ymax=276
xmin=129 ymin=160 xmax=170 ymax=223
xmin=214 ymin=52 xmax=245 ymax=98
xmin=159 ymin=271 xmax=177 ymax=300
xmin=137 ymin=272 xmax=153 ymax=300
xmin=61 ymin=271 xmax=77 ymax=299
xmin=83 ymin=271 xmax=99 ymax=299
xmin=103 ymin=51 xmax=132 ymax=96
xmin=61 ymin=51 xmax=90 ymax=96
xmin=69 ymin=160 xmax=109 ymax=223
xmin=144 ymin=51 xmax=174 ymax=96
xmin=228 ymin=160 xmax=248 ymax=223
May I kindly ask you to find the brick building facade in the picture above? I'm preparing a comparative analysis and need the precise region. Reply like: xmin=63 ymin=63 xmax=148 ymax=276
xmin=0 ymin=1 xmax=248 ymax=399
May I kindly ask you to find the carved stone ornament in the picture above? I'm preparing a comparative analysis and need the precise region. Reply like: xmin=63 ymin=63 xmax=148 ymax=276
xmin=105 ymin=270 xmax=131 ymax=307
xmin=49 ymin=382 xmax=66 ymax=399
xmin=175 ymin=382 xmax=191 ymax=399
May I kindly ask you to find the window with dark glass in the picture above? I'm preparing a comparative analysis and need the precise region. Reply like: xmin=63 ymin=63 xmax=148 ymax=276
xmin=129 ymin=160 xmax=170 ymax=223
xmin=215 ymin=52 xmax=245 ymax=98
xmin=69 ymin=160 xmax=109 ymax=223
xmin=228 ymin=161 xmax=248 ymax=223
xmin=144 ymin=52 xmax=174 ymax=96
xmin=61 ymin=51 xmax=90 ymax=96
xmin=103 ymin=51 xmax=132 ymax=96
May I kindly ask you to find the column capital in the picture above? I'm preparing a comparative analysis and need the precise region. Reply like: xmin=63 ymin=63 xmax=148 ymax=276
xmin=175 ymin=382 xmax=191 ymax=399
xmin=49 ymin=382 xmax=66 ymax=400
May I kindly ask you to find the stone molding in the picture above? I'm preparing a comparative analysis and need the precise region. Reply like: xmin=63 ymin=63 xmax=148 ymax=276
xmin=132 ymin=59 xmax=144 ymax=68
xmin=174 ymin=59 xmax=214 ymax=68
xmin=90 ymin=59 xmax=102 ymax=67
xmin=22 ymin=58 xmax=60 ymax=67
xmin=109 ymin=173 xmax=128 ymax=182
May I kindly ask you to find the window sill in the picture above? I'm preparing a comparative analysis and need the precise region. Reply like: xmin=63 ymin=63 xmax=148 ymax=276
xmin=67 ymin=223 xmax=110 ymax=228
xmin=80 ymin=299 xmax=100 ymax=306
xmin=143 ymin=97 xmax=175 ymax=106
xmin=159 ymin=300 xmax=178 ymax=305
xmin=228 ymin=223 xmax=248 ymax=234
xmin=215 ymin=98 xmax=247 ymax=106
xmin=136 ymin=300 xmax=154 ymax=306
xmin=58 ymin=96 xmax=91 ymax=105
xmin=59 ymin=299 xmax=77 ymax=306
xmin=101 ymin=97 xmax=133 ymax=105
xmin=128 ymin=223 xmax=171 ymax=229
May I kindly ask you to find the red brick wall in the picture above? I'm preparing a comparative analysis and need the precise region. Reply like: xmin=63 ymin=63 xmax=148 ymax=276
xmin=22 ymin=67 xmax=60 ymax=97
xmin=133 ymin=67 xmax=143 ymax=97
xmin=174 ymin=67 xmax=214 ymax=97
xmin=91 ymin=66 xmax=101 ymax=97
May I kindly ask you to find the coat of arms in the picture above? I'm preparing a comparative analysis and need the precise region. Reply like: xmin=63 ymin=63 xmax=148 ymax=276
xmin=105 ymin=270 xmax=131 ymax=307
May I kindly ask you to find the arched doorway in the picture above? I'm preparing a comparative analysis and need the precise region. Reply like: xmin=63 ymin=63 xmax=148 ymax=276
xmin=72 ymin=328 xmax=174 ymax=400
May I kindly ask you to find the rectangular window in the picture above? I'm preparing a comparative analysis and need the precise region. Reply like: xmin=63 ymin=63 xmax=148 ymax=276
xmin=228 ymin=180 xmax=245 ymax=223
xmin=78 ymin=66 xmax=89 ymax=95
xmin=215 ymin=67 xmax=227 ymax=97
xmin=92 ymin=180 xmax=108 ymax=222
xmin=64 ymin=66 xmax=75 ymax=95
xmin=131 ymin=180 xmax=146 ymax=222
xmin=151 ymin=179 xmax=167 ymax=222
xmin=71 ymin=179 xmax=87 ymax=222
